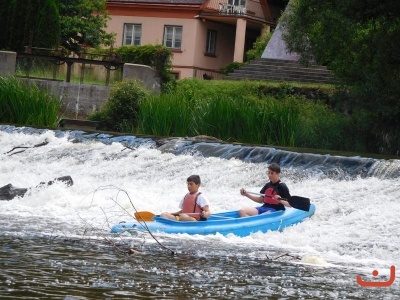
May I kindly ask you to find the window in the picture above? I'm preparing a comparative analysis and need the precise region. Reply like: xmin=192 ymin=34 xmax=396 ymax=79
xmin=171 ymin=72 xmax=180 ymax=80
xmin=123 ymin=23 xmax=142 ymax=45
xmin=229 ymin=0 xmax=246 ymax=6
xmin=163 ymin=26 xmax=182 ymax=49
xmin=205 ymin=30 xmax=217 ymax=55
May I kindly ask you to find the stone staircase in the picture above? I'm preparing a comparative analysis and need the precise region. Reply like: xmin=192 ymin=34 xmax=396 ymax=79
xmin=225 ymin=58 xmax=336 ymax=84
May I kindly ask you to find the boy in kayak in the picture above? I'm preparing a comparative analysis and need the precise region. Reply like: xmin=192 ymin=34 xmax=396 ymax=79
xmin=239 ymin=163 xmax=291 ymax=217
xmin=160 ymin=175 xmax=211 ymax=221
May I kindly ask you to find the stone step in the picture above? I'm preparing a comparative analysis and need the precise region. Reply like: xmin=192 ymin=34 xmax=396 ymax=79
xmin=226 ymin=74 xmax=334 ymax=84
xmin=232 ymin=66 xmax=333 ymax=77
xmin=237 ymin=64 xmax=332 ymax=74
xmin=229 ymin=69 xmax=333 ymax=78
xmin=252 ymin=58 xmax=327 ymax=68
xmin=224 ymin=58 xmax=335 ymax=84
xmin=228 ymin=72 xmax=334 ymax=80
xmin=227 ymin=71 xmax=334 ymax=82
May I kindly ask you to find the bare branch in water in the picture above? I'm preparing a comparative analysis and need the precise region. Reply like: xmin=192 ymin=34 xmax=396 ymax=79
xmin=6 ymin=140 xmax=49 ymax=155
xmin=81 ymin=185 xmax=175 ymax=256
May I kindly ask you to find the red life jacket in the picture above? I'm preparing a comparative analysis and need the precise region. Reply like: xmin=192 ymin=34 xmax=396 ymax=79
xmin=181 ymin=192 xmax=202 ymax=220
xmin=264 ymin=186 xmax=280 ymax=205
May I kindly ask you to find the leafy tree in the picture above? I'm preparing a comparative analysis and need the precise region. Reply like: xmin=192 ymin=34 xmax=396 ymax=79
xmin=0 ymin=0 xmax=60 ymax=51
xmin=36 ymin=0 xmax=60 ymax=48
xmin=58 ymin=0 xmax=115 ymax=55
xmin=280 ymin=0 xmax=400 ymax=154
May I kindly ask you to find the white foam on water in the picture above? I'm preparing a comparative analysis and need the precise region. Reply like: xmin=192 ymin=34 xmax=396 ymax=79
xmin=1 ymin=129 xmax=399 ymax=273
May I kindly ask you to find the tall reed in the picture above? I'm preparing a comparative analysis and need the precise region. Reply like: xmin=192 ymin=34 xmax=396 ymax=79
xmin=137 ymin=93 xmax=194 ymax=136
xmin=0 ymin=77 xmax=60 ymax=127
xmin=137 ymin=92 xmax=303 ymax=147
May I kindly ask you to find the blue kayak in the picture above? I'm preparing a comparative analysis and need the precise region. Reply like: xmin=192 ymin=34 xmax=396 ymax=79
xmin=111 ymin=203 xmax=316 ymax=237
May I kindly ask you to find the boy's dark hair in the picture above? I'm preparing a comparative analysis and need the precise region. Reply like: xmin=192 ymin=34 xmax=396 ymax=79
xmin=187 ymin=175 xmax=201 ymax=185
xmin=268 ymin=163 xmax=281 ymax=174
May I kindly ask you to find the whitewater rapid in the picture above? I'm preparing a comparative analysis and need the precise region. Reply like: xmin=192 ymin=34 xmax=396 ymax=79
xmin=0 ymin=125 xmax=399 ymax=299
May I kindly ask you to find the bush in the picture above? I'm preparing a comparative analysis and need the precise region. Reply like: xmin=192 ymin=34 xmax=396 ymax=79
xmin=220 ymin=62 xmax=246 ymax=75
xmin=296 ymin=100 xmax=361 ymax=151
xmin=88 ymin=80 xmax=150 ymax=132
xmin=246 ymin=28 xmax=272 ymax=61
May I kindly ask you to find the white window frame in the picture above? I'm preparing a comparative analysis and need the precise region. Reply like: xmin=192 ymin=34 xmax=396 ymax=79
xmin=229 ymin=0 xmax=246 ymax=6
xmin=123 ymin=23 xmax=142 ymax=46
xmin=163 ymin=25 xmax=182 ymax=49
xmin=205 ymin=30 xmax=217 ymax=55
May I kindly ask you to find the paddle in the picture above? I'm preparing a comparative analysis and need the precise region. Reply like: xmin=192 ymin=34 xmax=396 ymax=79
xmin=134 ymin=211 xmax=156 ymax=222
xmin=134 ymin=211 xmax=232 ymax=221
xmin=247 ymin=192 xmax=311 ymax=212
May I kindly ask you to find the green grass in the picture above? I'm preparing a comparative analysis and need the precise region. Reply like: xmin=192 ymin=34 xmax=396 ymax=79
xmin=137 ymin=93 xmax=194 ymax=136
xmin=0 ymin=76 xmax=61 ymax=127
xmin=135 ymin=79 xmax=363 ymax=152
xmin=138 ymin=91 xmax=326 ymax=148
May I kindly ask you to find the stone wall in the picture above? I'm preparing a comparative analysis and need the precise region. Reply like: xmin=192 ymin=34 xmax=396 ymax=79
xmin=0 ymin=51 xmax=161 ymax=117
xmin=22 ymin=79 xmax=111 ymax=119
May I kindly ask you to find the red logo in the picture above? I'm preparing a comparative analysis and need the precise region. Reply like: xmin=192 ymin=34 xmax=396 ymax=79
xmin=356 ymin=265 xmax=396 ymax=287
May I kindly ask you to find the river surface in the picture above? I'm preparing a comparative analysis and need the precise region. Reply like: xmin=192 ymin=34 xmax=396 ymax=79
xmin=0 ymin=125 xmax=399 ymax=299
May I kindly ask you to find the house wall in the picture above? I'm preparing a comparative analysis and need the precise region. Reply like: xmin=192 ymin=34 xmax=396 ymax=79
xmin=193 ymin=20 xmax=237 ymax=67
xmin=105 ymin=0 xmax=281 ymax=79
xmin=107 ymin=15 xmax=237 ymax=79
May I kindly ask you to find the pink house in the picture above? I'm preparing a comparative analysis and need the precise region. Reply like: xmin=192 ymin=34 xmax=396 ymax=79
xmin=106 ymin=0 xmax=287 ymax=79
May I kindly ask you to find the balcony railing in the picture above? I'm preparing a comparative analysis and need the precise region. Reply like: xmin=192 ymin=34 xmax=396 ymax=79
xmin=205 ymin=0 xmax=264 ymax=19
xmin=219 ymin=3 xmax=247 ymax=14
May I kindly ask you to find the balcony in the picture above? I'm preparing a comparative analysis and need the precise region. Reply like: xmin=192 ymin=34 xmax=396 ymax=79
xmin=219 ymin=3 xmax=247 ymax=15
xmin=201 ymin=0 xmax=268 ymax=25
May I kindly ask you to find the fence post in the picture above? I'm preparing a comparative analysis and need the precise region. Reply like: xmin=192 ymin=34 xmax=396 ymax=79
xmin=66 ymin=62 xmax=73 ymax=82
xmin=0 ymin=51 xmax=17 ymax=76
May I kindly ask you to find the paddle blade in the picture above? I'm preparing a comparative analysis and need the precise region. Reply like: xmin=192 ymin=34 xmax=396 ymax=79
xmin=287 ymin=196 xmax=311 ymax=211
xmin=134 ymin=211 xmax=156 ymax=222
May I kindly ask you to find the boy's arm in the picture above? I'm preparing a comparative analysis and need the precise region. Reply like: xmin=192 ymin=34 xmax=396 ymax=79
xmin=240 ymin=188 xmax=264 ymax=203
xmin=277 ymin=183 xmax=291 ymax=207
xmin=201 ymin=205 xmax=210 ymax=218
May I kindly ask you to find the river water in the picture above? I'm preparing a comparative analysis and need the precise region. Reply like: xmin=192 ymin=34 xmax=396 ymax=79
xmin=0 ymin=125 xmax=399 ymax=299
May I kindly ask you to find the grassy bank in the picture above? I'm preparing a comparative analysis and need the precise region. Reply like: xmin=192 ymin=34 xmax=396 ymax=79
xmin=0 ymin=75 xmax=366 ymax=154
xmin=90 ymin=79 xmax=364 ymax=153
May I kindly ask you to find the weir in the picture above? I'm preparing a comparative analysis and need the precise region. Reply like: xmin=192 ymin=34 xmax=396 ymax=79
xmin=1 ymin=125 xmax=398 ymax=180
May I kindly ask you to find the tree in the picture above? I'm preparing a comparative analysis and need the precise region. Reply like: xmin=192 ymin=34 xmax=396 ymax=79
xmin=280 ymin=0 xmax=400 ymax=154
xmin=0 ymin=0 xmax=60 ymax=51
xmin=58 ymin=0 xmax=115 ymax=55
xmin=36 ymin=0 xmax=60 ymax=48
